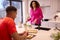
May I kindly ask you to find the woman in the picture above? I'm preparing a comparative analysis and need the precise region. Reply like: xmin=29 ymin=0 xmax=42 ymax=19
xmin=26 ymin=1 xmax=43 ymax=30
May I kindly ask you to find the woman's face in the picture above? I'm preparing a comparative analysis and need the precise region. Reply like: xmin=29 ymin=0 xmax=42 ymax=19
xmin=32 ymin=2 xmax=36 ymax=8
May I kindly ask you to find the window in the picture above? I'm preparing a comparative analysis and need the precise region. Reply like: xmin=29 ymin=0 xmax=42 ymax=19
xmin=0 ymin=0 xmax=23 ymax=25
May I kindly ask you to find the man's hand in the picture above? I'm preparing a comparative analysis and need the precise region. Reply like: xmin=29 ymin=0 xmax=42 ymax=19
xmin=12 ymin=31 xmax=28 ymax=40
xmin=19 ymin=31 xmax=28 ymax=36
xmin=22 ymin=31 xmax=28 ymax=38
xmin=19 ymin=31 xmax=28 ymax=40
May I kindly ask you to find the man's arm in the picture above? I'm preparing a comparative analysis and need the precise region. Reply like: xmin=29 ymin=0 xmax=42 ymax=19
xmin=12 ymin=32 xmax=20 ymax=40
xmin=12 ymin=32 xmax=28 ymax=40
xmin=6 ymin=17 xmax=28 ymax=40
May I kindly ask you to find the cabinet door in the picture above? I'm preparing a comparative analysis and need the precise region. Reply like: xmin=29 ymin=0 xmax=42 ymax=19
xmin=57 ymin=0 xmax=60 ymax=11
xmin=36 ymin=0 xmax=51 ymax=6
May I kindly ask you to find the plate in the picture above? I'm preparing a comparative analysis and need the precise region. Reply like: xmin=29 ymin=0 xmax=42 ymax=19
xmin=27 ymin=34 xmax=36 ymax=39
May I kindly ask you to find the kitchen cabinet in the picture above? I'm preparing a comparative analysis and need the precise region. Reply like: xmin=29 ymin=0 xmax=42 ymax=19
xmin=37 ymin=0 xmax=51 ymax=7
xmin=57 ymin=0 xmax=60 ymax=11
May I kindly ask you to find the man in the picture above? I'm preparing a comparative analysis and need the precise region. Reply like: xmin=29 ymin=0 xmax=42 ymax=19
xmin=0 ymin=6 xmax=28 ymax=40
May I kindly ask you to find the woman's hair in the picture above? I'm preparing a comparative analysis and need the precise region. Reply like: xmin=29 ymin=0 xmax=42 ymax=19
xmin=30 ymin=1 xmax=40 ymax=8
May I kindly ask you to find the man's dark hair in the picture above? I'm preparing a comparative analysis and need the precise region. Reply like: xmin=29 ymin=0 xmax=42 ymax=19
xmin=30 ymin=1 xmax=40 ymax=9
xmin=6 ymin=6 xmax=17 ymax=13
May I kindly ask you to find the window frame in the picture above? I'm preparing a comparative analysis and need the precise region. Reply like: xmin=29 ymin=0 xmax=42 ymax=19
xmin=9 ymin=0 xmax=23 ymax=23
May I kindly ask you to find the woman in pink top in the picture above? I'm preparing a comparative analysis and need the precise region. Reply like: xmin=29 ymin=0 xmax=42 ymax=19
xmin=26 ymin=1 xmax=43 ymax=30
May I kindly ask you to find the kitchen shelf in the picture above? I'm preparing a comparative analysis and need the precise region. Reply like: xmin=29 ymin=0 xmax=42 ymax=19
xmin=40 ymin=6 xmax=50 ymax=8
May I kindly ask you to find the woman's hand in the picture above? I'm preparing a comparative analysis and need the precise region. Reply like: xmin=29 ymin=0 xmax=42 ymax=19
xmin=26 ymin=17 xmax=30 ymax=22
xmin=25 ymin=17 xmax=31 ymax=23
xmin=32 ymin=19 xmax=37 ymax=24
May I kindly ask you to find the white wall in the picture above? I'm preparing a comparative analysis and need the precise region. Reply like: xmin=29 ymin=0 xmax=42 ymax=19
xmin=22 ymin=0 xmax=29 ymax=23
xmin=50 ymin=0 xmax=58 ymax=18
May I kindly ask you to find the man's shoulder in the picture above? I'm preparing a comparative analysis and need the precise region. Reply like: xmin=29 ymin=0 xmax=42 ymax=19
xmin=3 ymin=17 xmax=14 ymax=23
xmin=0 ymin=17 xmax=13 ymax=25
xmin=4 ymin=17 xmax=13 ymax=21
xmin=4 ymin=17 xmax=12 ymax=19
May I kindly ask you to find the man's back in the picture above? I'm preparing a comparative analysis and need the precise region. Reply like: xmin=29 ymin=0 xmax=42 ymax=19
xmin=0 ymin=17 xmax=16 ymax=40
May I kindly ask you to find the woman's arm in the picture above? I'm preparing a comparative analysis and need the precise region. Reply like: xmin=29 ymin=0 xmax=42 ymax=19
xmin=25 ymin=8 xmax=32 ymax=22
xmin=38 ymin=8 xmax=43 ymax=20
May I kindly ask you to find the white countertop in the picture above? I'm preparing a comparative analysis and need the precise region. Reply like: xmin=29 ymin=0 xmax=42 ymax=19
xmin=29 ymin=28 xmax=59 ymax=40
xmin=48 ymin=20 xmax=60 ymax=23
xmin=16 ymin=25 xmax=59 ymax=40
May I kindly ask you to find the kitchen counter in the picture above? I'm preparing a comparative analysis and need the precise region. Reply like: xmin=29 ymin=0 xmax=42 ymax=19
xmin=16 ymin=25 xmax=59 ymax=40
xmin=41 ymin=20 xmax=60 ymax=29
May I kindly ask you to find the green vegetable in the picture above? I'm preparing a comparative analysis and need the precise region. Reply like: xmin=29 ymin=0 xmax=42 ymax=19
xmin=51 ymin=32 xmax=60 ymax=40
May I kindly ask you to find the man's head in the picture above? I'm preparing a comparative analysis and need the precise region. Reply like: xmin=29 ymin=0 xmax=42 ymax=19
xmin=6 ymin=6 xmax=17 ymax=20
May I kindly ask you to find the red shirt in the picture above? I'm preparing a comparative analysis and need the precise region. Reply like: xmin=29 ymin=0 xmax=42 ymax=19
xmin=0 ymin=17 xmax=17 ymax=40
